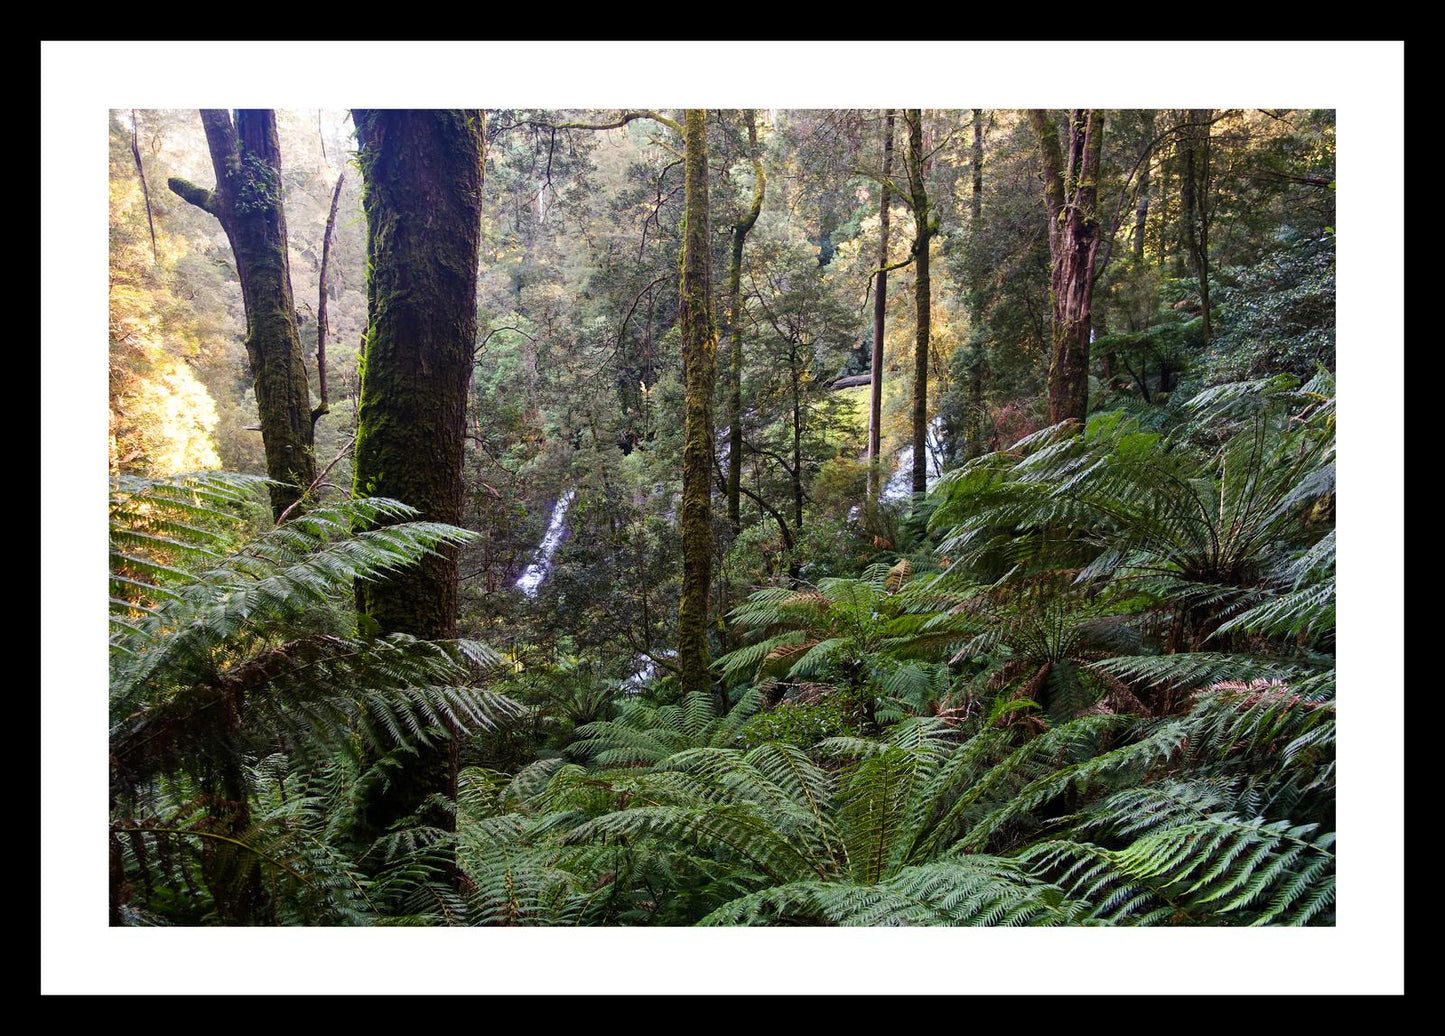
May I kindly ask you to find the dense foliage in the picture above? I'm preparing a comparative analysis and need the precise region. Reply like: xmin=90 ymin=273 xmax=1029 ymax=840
xmin=103 ymin=105 xmax=1340 ymax=935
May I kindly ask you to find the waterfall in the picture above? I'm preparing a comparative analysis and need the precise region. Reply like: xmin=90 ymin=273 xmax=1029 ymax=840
xmin=515 ymin=490 xmax=575 ymax=596
xmin=881 ymin=417 xmax=945 ymax=503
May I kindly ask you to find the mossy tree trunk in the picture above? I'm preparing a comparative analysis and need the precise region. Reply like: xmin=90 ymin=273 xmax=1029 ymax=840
xmin=971 ymin=108 xmax=984 ymax=222
xmin=350 ymin=109 xmax=485 ymax=840
xmin=867 ymin=111 xmax=894 ymax=502
xmin=726 ymin=110 xmax=765 ymax=533
xmin=1132 ymin=112 xmax=1154 ymax=262
xmin=905 ymin=110 xmax=935 ymax=497
xmin=1183 ymin=109 xmax=1213 ymax=343
xmin=168 ymin=109 xmax=315 ymax=522
xmin=790 ymin=346 xmax=804 ymax=531
xmin=678 ymin=109 xmax=717 ymax=700
xmin=1027 ymin=108 xmax=1104 ymax=426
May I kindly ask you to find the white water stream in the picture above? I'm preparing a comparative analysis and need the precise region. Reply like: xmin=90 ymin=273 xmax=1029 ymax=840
xmin=880 ymin=416 xmax=946 ymax=503
xmin=514 ymin=490 xmax=575 ymax=596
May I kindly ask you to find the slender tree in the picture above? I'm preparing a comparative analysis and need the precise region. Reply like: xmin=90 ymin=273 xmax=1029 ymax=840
xmin=971 ymin=108 xmax=985 ymax=222
xmin=312 ymin=169 xmax=345 ymax=428
xmin=904 ymin=109 xmax=936 ymax=496
xmin=677 ymin=109 xmax=717 ymax=700
xmin=1132 ymin=112 xmax=1155 ymax=261
xmin=1027 ymin=108 xmax=1104 ymax=425
xmin=963 ymin=108 xmax=990 ymax=460
xmin=726 ymin=110 xmax=765 ymax=532
xmin=129 ymin=111 xmax=158 ymax=265
xmin=1180 ymin=108 xmax=1214 ymax=342
xmin=168 ymin=109 xmax=315 ymax=520
xmin=349 ymin=109 xmax=485 ymax=840
xmin=867 ymin=110 xmax=894 ymax=502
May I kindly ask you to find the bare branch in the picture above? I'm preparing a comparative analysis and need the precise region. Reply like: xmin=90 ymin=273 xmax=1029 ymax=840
xmin=275 ymin=434 xmax=357 ymax=526
xmin=547 ymin=109 xmax=684 ymax=136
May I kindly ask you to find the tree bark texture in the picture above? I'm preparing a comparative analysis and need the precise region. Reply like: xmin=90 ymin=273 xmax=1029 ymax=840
xmin=1185 ymin=109 xmax=1213 ymax=342
xmin=791 ymin=354 xmax=804 ymax=531
xmin=167 ymin=109 xmax=315 ymax=521
xmin=677 ymin=110 xmax=717 ymax=700
xmin=867 ymin=111 xmax=894 ymax=502
xmin=1028 ymin=109 xmax=1104 ymax=426
xmin=1132 ymin=112 xmax=1154 ymax=262
xmin=971 ymin=108 xmax=984 ymax=222
xmin=350 ymin=109 xmax=485 ymax=836
xmin=905 ymin=110 xmax=933 ymax=497
xmin=726 ymin=111 xmax=764 ymax=532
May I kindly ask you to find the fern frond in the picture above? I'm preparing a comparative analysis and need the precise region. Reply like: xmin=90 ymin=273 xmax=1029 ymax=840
xmin=699 ymin=857 xmax=1082 ymax=926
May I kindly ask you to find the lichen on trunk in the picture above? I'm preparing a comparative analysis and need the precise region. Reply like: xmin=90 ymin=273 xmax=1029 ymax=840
xmin=677 ymin=109 xmax=717 ymax=700
xmin=726 ymin=110 xmax=764 ymax=533
xmin=167 ymin=109 xmax=315 ymax=521
xmin=350 ymin=109 xmax=485 ymax=841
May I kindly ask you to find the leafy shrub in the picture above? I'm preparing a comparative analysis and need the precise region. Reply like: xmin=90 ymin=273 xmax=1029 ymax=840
xmin=733 ymin=688 xmax=869 ymax=750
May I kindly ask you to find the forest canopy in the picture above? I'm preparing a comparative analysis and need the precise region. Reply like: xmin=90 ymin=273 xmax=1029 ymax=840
xmin=43 ymin=41 xmax=1403 ymax=995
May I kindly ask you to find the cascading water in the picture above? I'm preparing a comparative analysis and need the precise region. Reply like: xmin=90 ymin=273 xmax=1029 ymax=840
xmin=515 ymin=490 xmax=575 ymax=596
xmin=881 ymin=416 xmax=946 ymax=503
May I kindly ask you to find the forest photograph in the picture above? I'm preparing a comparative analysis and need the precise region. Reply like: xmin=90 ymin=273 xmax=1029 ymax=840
xmin=42 ymin=41 xmax=1402 ymax=994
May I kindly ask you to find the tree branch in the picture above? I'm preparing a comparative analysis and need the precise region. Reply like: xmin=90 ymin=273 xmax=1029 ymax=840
xmin=275 ymin=434 xmax=356 ymax=526
xmin=549 ymin=109 xmax=684 ymax=136
xmin=713 ymin=454 xmax=795 ymax=551
xmin=167 ymin=176 xmax=217 ymax=215
xmin=474 ymin=324 xmax=538 ymax=359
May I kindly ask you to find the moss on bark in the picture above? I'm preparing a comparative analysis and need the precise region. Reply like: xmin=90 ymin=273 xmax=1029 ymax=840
xmin=726 ymin=110 xmax=764 ymax=533
xmin=350 ymin=110 xmax=485 ymax=840
xmin=167 ymin=110 xmax=315 ymax=522
xmin=677 ymin=110 xmax=717 ymax=700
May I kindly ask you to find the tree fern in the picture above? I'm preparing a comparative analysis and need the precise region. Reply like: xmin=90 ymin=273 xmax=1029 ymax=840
xmin=109 ymin=472 xmax=517 ymax=925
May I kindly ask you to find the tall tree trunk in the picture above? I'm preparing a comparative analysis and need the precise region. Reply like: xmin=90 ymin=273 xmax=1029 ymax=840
xmin=971 ymin=108 xmax=984 ymax=222
xmin=791 ymin=353 xmax=804 ymax=531
xmin=727 ymin=110 xmax=764 ymax=533
xmin=677 ymin=109 xmax=717 ymax=701
xmin=129 ymin=111 xmax=158 ymax=266
xmin=349 ymin=109 xmax=485 ymax=841
xmin=1028 ymin=109 xmax=1104 ymax=426
xmin=1158 ymin=147 xmax=1173 ymax=272
xmin=964 ymin=109 xmax=989 ymax=462
xmin=867 ymin=111 xmax=894 ymax=502
xmin=168 ymin=109 xmax=315 ymax=521
xmin=1132 ymin=113 xmax=1154 ymax=262
xmin=1180 ymin=112 xmax=1198 ymax=282
xmin=312 ymin=170 xmax=344 ymax=427
xmin=1189 ymin=109 xmax=1214 ymax=343
xmin=905 ymin=110 xmax=933 ymax=497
